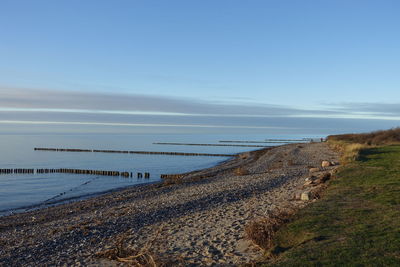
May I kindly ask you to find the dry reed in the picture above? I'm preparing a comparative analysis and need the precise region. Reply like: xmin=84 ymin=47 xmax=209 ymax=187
xmin=245 ymin=207 xmax=295 ymax=251
xmin=234 ymin=167 xmax=249 ymax=176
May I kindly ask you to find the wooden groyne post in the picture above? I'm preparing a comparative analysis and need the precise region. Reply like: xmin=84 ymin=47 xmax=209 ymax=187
xmin=1 ymin=168 xmax=145 ymax=178
xmin=34 ymin=147 xmax=234 ymax=157
xmin=0 ymin=168 xmax=34 ymax=174
xmin=153 ymin=142 xmax=270 ymax=148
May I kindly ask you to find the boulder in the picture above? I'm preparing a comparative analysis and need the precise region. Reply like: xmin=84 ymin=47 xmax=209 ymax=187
xmin=321 ymin=160 xmax=331 ymax=167
xmin=309 ymin=186 xmax=324 ymax=199
xmin=309 ymin=167 xmax=320 ymax=173
xmin=304 ymin=176 xmax=317 ymax=186
xmin=312 ymin=173 xmax=331 ymax=185
xmin=304 ymin=180 xmax=313 ymax=186
xmin=318 ymin=172 xmax=331 ymax=183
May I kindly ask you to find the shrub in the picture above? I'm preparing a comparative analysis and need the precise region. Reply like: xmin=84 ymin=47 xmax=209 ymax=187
xmin=239 ymin=152 xmax=250 ymax=159
xmin=327 ymin=128 xmax=400 ymax=145
xmin=245 ymin=208 xmax=295 ymax=251
xmin=327 ymin=128 xmax=400 ymax=164
xmin=234 ymin=167 xmax=249 ymax=176
xmin=96 ymin=229 xmax=186 ymax=266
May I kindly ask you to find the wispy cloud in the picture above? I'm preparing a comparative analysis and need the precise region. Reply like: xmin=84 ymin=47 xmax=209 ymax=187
xmin=1 ymin=87 xmax=400 ymax=135
xmin=0 ymin=86 xmax=341 ymax=117
xmin=0 ymin=120 xmax=290 ymax=129
xmin=329 ymin=102 xmax=400 ymax=117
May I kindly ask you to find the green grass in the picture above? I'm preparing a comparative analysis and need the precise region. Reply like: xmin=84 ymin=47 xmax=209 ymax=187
xmin=261 ymin=145 xmax=400 ymax=266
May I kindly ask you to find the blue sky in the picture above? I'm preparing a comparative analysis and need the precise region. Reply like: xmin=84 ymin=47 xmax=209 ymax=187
xmin=1 ymin=0 xmax=399 ymax=134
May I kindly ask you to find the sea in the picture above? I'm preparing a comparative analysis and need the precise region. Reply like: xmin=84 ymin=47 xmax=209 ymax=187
xmin=0 ymin=133 xmax=319 ymax=216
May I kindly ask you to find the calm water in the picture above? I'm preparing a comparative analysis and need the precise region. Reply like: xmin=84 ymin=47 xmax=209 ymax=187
xmin=0 ymin=133 xmax=315 ymax=215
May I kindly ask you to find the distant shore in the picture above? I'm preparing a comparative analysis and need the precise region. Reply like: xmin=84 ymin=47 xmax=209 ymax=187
xmin=0 ymin=142 xmax=338 ymax=266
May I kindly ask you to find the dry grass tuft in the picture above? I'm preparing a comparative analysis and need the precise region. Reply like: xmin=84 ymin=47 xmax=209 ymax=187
xmin=245 ymin=208 xmax=295 ymax=251
xmin=96 ymin=235 xmax=158 ymax=266
xmin=239 ymin=152 xmax=251 ymax=159
xmin=328 ymin=140 xmax=369 ymax=165
xmin=95 ymin=225 xmax=186 ymax=267
xmin=234 ymin=167 xmax=249 ymax=176
xmin=342 ymin=143 xmax=367 ymax=163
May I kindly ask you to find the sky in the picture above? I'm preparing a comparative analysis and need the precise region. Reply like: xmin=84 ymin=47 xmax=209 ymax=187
xmin=1 ymin=0 xmax=399 ymax=135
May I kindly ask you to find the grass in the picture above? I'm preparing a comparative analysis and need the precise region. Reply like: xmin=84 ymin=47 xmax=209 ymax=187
xmin=259 ymin=145 xmax=400 ymax=266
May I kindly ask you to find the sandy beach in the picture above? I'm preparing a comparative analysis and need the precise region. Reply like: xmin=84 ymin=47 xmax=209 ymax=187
xmin=0 ymin=142 xmax=338 ymax=266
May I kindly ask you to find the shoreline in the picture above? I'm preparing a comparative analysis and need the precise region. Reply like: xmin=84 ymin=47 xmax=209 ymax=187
xmin=0 ymin=180 xmax=163 ymax=217
xmin=0 ymin=143 xmax=338 ymax=266
xmin=0 ymin=151 xmax=238 ymax=217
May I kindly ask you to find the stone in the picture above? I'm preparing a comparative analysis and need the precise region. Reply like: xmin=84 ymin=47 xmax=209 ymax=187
xmin=309 ymin=186 xmax=323 ymax=199
xmin=305 ymin=176 xmax=317 ymax=182
xmin=301 ymin=191 xmax=312 ymax=201
xmin=303 ymin=179 xmax=314 ymax=186
xmin=309 ymin=167 xmax=320 ymax=173
xmin=321 ymin=160 xmax=331 ymax=167
xmin=317 ymin=172 xmax=331 ymax=183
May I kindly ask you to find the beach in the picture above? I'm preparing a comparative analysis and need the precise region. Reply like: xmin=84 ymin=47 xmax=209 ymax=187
xmin=0 ymin=142 xmax=338 ymax=266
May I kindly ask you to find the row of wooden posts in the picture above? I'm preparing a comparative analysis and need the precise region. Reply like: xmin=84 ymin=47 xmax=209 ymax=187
xmin=0 ymin=168 xmax=151 ymax=178
xmin=0 ymin=168 xmax=183 ymax=181
xmin=0 ymin=168 xmax=35 ymax=174
xmin=34 ymin=148 xmax=234 ymax=157
xmin=153 ymin=142 xmax=270 ymax=148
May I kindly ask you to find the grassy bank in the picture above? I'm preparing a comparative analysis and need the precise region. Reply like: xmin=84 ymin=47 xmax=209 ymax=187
xmin=258 ymin=143 xmax=400 ymax=266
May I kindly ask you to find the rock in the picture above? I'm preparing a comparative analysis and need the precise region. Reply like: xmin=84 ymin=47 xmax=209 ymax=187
xmin=304 ymin=180 xmax=313 ymax=186
xmin=303 ymin=177 xmax=315 ymax=186
xmin=317 ymin=173 xmax=331 ymax=183
xmin=309 ymin=167 xmax=320 ymax=173
xmin=309 ymin=186 xmax=323 ymax=199
xmin=321 ymin=160 xmax=331 ymax=167
xmin=301 ymin=191 xmax=312 ymax=201
xmin=305 ymin=176 xmax=317 ymax=182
